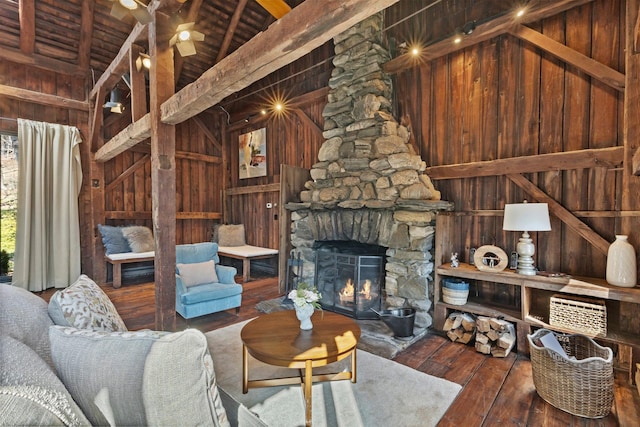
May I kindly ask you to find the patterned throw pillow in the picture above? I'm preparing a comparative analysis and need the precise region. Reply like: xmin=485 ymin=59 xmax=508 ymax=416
xmin=47 ymin=275 xmax=127 ymax=332
xmin=121 ymin=226 xmax=155 ymax=252
xmin=50 ymin=327 xmax=230 ymax=427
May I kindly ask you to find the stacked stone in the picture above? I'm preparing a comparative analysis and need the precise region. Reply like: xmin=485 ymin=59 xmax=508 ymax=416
xmin=299 ymin=13 xmax=441 ymax=209
xmin=288 ymin=13 xmax=453 ymax=329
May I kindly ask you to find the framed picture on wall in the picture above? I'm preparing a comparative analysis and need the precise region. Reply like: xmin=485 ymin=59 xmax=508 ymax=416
xmin=239 ymin=128 xmax=267 ymax=179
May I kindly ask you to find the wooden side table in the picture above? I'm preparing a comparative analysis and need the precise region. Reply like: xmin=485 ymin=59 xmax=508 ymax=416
xmin=241 ymin=310 xmax=361 ymax=427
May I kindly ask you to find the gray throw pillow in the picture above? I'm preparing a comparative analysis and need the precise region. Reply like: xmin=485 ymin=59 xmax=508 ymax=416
xmin=0 ymin=284 xmax=55 ymax=368
xmin=97 ymin=224 xmax=131 ymax=254
xmin=49 ymin=327 xmax=230 ymax=427
xmin=217 ymin=224 xmax=246 ymax=247
xmin=0 ymin=335 xmax=91 ymax=426
xmin=177 ymin=260 xmax=219 ymax=287
xmin=121 ymin=226 xmax=155 ymax=252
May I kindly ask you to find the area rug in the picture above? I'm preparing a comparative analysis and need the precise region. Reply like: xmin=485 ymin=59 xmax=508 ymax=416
xmin=206 ymin=320 xmax=461 ymax=427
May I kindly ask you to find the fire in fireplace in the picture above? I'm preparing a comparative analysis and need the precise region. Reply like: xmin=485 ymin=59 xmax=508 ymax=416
xmin=314 ymin=241 xmax=385 ymax=319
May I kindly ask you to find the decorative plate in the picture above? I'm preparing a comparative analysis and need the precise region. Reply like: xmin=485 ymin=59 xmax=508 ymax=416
xmin=473 ymin=245 xmax=509 ymax=272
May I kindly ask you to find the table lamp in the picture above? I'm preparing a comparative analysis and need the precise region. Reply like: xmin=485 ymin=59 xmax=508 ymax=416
xmin=502 ymin=202 xmax=551 ymax=275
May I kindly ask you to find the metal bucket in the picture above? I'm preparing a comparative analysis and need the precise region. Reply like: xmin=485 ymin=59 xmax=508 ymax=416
xmin=372 ymin=308 xmax=416 ymax=338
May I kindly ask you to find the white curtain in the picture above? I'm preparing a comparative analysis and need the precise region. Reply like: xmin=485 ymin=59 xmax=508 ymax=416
xmin=12 ymin=119 xmax=83 ymax=291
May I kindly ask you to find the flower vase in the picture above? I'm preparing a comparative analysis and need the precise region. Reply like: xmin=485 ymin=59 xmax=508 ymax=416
xmin=295 ymin=304 xmax=314 ymax=330
xmin=606 ymin=235 xmax=637 ymax=287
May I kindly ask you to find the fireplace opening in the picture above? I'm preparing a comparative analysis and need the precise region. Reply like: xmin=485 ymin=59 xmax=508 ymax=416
xmin=313 ymin=241 xmax=385 ymax=319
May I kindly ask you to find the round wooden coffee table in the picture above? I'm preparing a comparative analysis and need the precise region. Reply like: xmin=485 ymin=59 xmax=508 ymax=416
xmin=241 ymin=310 xmax=361 ymax=427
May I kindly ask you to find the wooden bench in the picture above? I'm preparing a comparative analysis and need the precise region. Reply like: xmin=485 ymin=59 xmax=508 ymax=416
xmin=217 ymin=245 xmax=278 ymax=282
xmin=105 ymin=251 xmax=155 ymax=288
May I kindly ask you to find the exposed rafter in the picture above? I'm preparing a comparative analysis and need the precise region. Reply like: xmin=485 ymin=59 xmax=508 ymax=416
xmin=18 ymin=0 xmax=35 ymax=54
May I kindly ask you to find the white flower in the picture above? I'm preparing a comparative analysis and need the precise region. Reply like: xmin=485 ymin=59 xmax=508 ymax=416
xmin=288 ymin=283 xmax=322 ymax=309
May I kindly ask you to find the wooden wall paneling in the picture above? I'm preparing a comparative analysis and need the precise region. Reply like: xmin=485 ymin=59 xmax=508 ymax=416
xmin=537 ymin=13 xmax=566 ymax=273
xmin=586 ymin=0 xmax=621 ymax=276
xmin=562 ymin=3 xmax=593 ymax=274
xmin=462 ymin=43 xmax=482 ymax=247
xmin=431 ymin=57 xmax=449 ymax=197
xmin=124 ymin=152 xmax=135 ymax=212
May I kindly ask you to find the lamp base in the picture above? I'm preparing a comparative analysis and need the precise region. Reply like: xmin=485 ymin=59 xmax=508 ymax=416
xmin=516 ymin=231 xmax=537 ymax=275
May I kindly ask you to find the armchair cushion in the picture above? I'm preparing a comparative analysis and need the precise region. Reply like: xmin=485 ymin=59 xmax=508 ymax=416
xmin=180 ymin=282 xmax=243 ymax=305
xmin=178 ymin=260 xmax=218 ymax=287
xmin=48 ymin=275 xmax=127 ymax=332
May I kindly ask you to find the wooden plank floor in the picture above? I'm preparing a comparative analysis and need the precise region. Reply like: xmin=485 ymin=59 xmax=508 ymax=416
xmin=39 ymin=277 xmax=640 ymax=427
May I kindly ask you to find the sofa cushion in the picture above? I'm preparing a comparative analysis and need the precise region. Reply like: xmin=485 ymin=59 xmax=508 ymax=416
xmin=122 ymin=225 xmax=155 ymax=253
xmin=97 ymin=224 xmax=131 ymax=255
xmin=48 ymin=274 xmax=127 ymax=332
xmin=49 ymin=326 xmax=230 ymax=427
xmin=178 ymin=260 xmax=219 ymax=287
xmin=0 ymin=335 xmax=91 ymax=426
xmin=180 ymin=282 xmax=243 ymax=305
xmin=0 ymin=284 xmax=55 ymax=368
xmin=217 ymin=224 xmax=246 ymax=247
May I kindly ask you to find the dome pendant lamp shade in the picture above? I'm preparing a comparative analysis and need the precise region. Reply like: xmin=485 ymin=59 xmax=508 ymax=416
xmin=103 ymin=89 xmax=124 ymax=114
xmin=502 ymin=202 xmax=551 ymax=275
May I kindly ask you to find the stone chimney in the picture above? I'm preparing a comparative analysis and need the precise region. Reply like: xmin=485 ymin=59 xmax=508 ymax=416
xmin=287 ymin=13 xmax=453 ymax=328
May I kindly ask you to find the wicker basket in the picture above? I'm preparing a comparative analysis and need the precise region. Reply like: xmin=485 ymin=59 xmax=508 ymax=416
xmin=549 ymin=294 xmax=607 ymax=337
xmin=527 ymin=329 xmax=614 ymax=418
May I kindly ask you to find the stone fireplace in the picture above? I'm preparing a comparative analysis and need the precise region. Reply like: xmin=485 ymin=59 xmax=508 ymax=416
xmin=286 ymin=13 xmax=453 ymax=329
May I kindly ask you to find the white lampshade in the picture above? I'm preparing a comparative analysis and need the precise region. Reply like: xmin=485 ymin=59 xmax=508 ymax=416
xmin=503 ymin=203 xmax=551 ymax=232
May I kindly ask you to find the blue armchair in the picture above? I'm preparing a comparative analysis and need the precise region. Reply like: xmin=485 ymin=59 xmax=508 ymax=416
xmin=175 ymin=242 xmax=242 ymax=319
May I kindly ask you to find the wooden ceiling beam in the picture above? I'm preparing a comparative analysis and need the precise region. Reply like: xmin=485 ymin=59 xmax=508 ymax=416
xmin=94 ymin=113 xmax=151 ymax=162
xmin=78 ymin=0 xmax=95 ymax=71
xmin=383 ymin=0 xmax=596 ymax=75
xmin=507 ymin=174 xmax=610 ymax=255
xmin=0 ymin=84 xmax=89 ymax=111
xmin=426 ymin=147 xmax=624 ymax=180
xmin=18 ymin=0 xmax=35 ymax=54
xmin=509 ymin=24 xmax=624 ymax=92
xmin=256 ymin=0 xmax=291 ymax=19
xmin=162 ymin=0 xmax=401 ymax=125
xmin=215 ymin=0 xmax=249 ymax=64
xmin=0 ymin=46 xmax=86 ymax=76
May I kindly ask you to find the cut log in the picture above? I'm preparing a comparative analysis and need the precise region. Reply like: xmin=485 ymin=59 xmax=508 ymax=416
xmin=473 ymin=317 xmax=516 ymax=357
xmin=476 ymin=316 xmax=491 ymax=333
xmin=443 ymin=312 xmax=476 ymax=344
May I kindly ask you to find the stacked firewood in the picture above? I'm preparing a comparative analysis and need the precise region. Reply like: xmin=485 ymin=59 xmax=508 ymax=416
xmin=443 ymin=312 xmax=516 ymax=358
xmin=474 ymin=316 xmax=516 ymax=358
xmin=443 ymin=312 xmax=476 ymax=344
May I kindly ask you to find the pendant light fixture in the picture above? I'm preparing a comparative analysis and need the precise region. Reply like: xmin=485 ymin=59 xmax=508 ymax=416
xmin=103 ymin=88 xmax=124 ymax=114
xmin=169 ymin=23 xmax=205 ymax=57
xmin=110 ymin=0 xmax=152 ymax=25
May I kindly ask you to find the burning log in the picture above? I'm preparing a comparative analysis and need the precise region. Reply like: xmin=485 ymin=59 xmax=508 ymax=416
xmin=474 ymin=316 xmax=516 ymax=358
xmin=443 ymin=312 xmax=476 ymax=344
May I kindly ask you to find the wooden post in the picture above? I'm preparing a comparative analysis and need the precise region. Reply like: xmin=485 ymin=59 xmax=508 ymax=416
xmin=149 ymin=14 xmax=177 ymax=331
xmin=624 ymin=0 xmax=640 ymax=385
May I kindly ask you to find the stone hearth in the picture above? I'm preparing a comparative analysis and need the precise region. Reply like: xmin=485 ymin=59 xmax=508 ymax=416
xmin=286 ymin=13 xmax=453 ymax=329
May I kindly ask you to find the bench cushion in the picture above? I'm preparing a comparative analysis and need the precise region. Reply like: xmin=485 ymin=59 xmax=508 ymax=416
xmin=217 ymin=245 xmax=278 ymax=258
xmin=105 ymin=251 xmax=155 ymax=261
